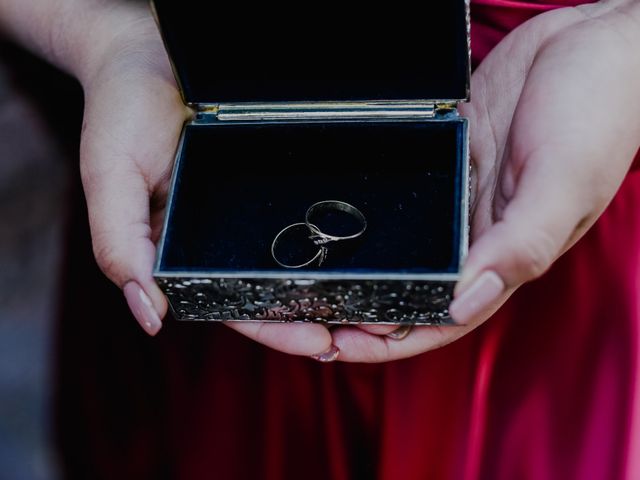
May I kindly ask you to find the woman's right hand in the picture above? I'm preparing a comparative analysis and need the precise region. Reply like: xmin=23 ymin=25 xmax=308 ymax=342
xmin=70 ymin=2 xmax=336 ymax=359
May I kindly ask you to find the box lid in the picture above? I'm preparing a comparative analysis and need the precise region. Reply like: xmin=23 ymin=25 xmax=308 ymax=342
xmin=151 ymin=0 xmax=470 ymax=106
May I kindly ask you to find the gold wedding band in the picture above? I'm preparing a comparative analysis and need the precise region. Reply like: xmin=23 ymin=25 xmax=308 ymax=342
xmin=387 ymin=325 xmax=413 ymax=340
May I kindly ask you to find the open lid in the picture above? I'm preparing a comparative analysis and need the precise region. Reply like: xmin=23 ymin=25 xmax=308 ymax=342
xmin=151 ymin=1 xmax=470 ymax=105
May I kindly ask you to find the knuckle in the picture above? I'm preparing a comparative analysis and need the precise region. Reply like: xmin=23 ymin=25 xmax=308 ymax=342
xmin=512 ymin=229 xmax=557 ymax=281
xmin=91 ymin=240 xmax=123 ymax=285
xmin=89 ymin=222 xmax=151 ymax=287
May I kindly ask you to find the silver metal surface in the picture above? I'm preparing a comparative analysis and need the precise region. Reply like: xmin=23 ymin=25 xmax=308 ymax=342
xmin=153 ymin=124 xmax=186 ymax=275
xmin=156 ymin=277 xmax=456 ymax=325
xmin=271 ymin=201 xmax=368 ymax=270
xmin=271 ymin=222 xmax=328 ymax=269
xmin=155 ymin=270 xmax=462 ymax=281
xmin=464 ymin=0 xmax=472 ymax=101
xmin=215 ymin=101 xmax=438 ymax=121
xmin=305 ymin=200 xmax=367 ymax=243
xmin=460 ymin=118 xmax=471 ymax=263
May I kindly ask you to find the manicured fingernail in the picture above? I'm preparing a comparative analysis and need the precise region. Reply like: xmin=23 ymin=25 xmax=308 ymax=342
xmin=387 ymin=325 xmax=412 ymax=340
xmin=449 ymin=271 xmax=504 ymax=325
xmin=311 ymin=345 xmax=340 ymax=363
xmin=124 ymin=282 xmax=162 ymax=336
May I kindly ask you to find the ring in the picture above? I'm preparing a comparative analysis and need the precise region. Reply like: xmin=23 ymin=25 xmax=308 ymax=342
xmin=271 ymin=222 xmax=328 ymax=269
xmin=305 ymin=200 xmax=367 ymax=245
xmin=387 ymin=325 xmax=413 ymax=341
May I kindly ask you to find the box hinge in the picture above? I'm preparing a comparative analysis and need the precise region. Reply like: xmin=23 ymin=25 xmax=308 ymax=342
xmin=435 ymin=102 xmax=459 ymax=114
xmin=204 ymin=101 xmax=439 ymax=122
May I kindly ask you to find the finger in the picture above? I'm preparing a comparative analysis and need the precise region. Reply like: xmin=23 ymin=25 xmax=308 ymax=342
xmin=81 ymin=139 xmax=168 ymax=336
xmin=331 ymin=324 xmax=471 ymax=363
xmin=449 ymin=149 xmax=590 ymax=326
xmin=80 ymin=65 xmax=187 ymax=337
xmin=450 ymin=21 xmax=640 ymax=327
xmin=333 ymin=293 xmax=516 ymax=362
xmin=225 ymin=322 xmax=336 ymax=360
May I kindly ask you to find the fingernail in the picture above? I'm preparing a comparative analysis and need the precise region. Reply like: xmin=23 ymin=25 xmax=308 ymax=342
xmin=386 ymin=325 xmax=412 ymax=340
xmin=124 ymin=282 xmax=163 ymax=336
xmin=449 ymin=271 xmax=504 ymax=325
xmin=311 ymin=345 xmax=340 ymax=363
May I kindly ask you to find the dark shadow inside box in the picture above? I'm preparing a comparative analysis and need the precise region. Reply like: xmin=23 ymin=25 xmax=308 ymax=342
xmin=159 ymin=120 xmax=466 ymax=274
xmin=152 ymin=0 xmax=469 ymax=103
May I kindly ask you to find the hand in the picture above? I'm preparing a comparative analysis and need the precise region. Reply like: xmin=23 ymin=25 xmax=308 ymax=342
xmin=331 ymin=1 xmax=640 ymax=362
xmin=78 ymin=4 xmax=335 ymax=357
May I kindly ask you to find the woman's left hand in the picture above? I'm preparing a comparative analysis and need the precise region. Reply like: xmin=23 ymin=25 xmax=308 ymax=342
xmin=331 ymin=0 xmax=640 ymax=362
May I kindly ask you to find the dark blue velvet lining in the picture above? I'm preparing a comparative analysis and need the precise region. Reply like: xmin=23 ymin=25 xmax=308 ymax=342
xmin=152 ymin=0 xmax=469 ymax=103
xmin=159 ymin=120 xmax=466 ymax=274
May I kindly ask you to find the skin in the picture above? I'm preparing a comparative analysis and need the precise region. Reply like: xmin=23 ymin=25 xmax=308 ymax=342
xmin=1 ymin=0 xmax=639 ymax=361
xmin=334 ymin=0 xmax=640 ymax=361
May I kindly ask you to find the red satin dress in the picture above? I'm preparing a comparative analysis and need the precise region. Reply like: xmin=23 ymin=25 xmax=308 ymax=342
xmin=55 ymin=1 xmax=640 ymax=479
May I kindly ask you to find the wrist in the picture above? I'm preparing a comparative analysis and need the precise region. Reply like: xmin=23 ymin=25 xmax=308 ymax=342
xmin=50 ymin=1 xmax=158 ymax=87
xmin=589 ymin=0 xmax=640 ymax=43
xmin=0 ymin=0 xmax=134 ymax=79
xmin=586 ymin=0 xmax=640 ymax=97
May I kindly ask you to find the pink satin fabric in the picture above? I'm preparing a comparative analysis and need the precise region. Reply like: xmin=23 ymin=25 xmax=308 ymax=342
xmin=57 ymin=1 xmax=640 ymax=478
xmin=462 ymin=1 xmax=640 ymax=478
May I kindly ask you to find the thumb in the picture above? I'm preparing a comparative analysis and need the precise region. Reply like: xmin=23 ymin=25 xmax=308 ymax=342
xmin=449 ymin=151 xmax=588 ymax=325
xmin=81 ymin=146 xmax=168 ymax=337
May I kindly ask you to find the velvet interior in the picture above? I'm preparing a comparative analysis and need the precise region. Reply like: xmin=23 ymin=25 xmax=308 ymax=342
xmin=152 ymin=0 xmax=469 ymax=103
xmin=159 ymin=120 xmax=466 ymax=274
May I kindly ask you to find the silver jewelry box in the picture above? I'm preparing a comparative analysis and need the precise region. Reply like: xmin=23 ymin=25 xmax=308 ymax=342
xmin=151 ymin=0 xmax=471 ymax=325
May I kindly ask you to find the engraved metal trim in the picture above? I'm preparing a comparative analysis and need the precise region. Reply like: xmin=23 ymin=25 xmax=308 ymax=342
xmin=157 ymin=277 xmax=456 ymax=325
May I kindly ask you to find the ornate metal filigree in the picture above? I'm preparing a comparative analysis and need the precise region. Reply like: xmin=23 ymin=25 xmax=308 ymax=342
xmin=156 ymin=277 xmax=455 ymax=325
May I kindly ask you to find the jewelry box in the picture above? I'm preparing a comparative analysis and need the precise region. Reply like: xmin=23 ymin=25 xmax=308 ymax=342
xmin=151 ymin=0 xmax=471 ymax=325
